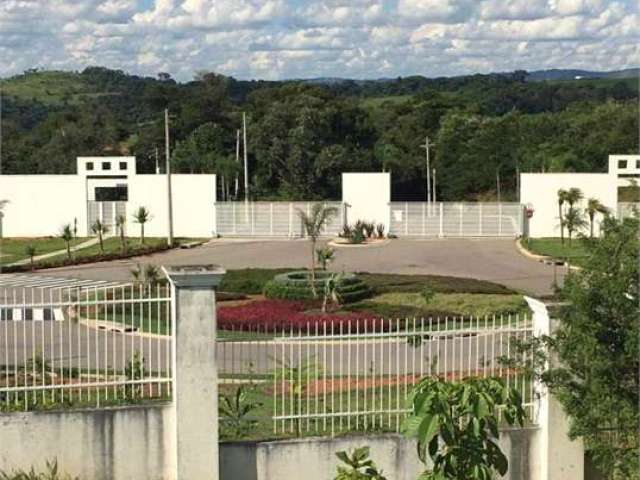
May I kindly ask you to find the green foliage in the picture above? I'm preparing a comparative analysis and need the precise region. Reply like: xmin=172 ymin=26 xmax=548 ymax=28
xmin=124 ymin=352 xmax=146 ymax=400
xmin=403 ymin=377 xmax=526 ymax=480
xmin=546 ymin=215 xmax=639 ymax=478
xmin=90 ymin=219 xmax=109 ymax=253
xmin=0 ymin=460 xmax=78 ymax=480
xmin=563 ymin=206 xmax=587 ymax=245
xmin=264 ymin=271 xmax=371 ymax=304
xmin=334 ymin=447 xmax=387 ymax=480
xmin=130 ymin=263 xmax=163 ymax=288
xmin=59 ymin=224 xmax=73 ymax=260
xmin=420 ymin=285 xmax=435 ymax=304
xmin=375 ymin=223 xmax=385 ymax=238
xmin=316 ymin=247 xmax=335 ymax=270
xmin=219 ymin=385 xmax=262 ymax=439
xmin=24 ymin=244 xmax=37 ymax=270
xmin=132 ymin=206 xmax=151 ymax=244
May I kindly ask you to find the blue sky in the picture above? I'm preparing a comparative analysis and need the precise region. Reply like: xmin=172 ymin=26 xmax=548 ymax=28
xmin=0 ymin=1 xmax=637 ymax=81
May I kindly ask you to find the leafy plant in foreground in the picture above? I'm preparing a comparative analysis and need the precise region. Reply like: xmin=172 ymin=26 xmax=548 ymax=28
xmin=334 ymin=446 xmax=387 ymax=480
xmin=0 ymin=460 xmax=78 ymax=480
xmin=403 ymin=377 xmax=526 ymax=480
xmin=218 ymin=385 xmax=261 ymax=439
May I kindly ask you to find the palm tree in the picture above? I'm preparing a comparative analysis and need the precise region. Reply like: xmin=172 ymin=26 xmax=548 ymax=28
xmin=59 ymin=224 xmax=73 ymax=260
xmin=24 ymin=244 xmax=37 ymax=271
xmin=566 ymin=187 xmax=583 ymax=208
xmin=0 ymin=199 xmax=8 ymax=239
xmin=557 ymin=189 xmax=568 ymax=245
xmin=116 ymin=214 xmax=127 ymax=254
xmin=130 ymin=263 xmax=162 ymax=288
xmin=585 ymin=198 xmax=609 ymax=238
xmin=563 ymin=206 xmax=587 ymax=246
xmin=297 ymin=203 xmax=338 ymax=297
xmin=91 ymin=219 xmax=109 ymax=254
xmin=132 ymin=206 xmax=151 ymax=245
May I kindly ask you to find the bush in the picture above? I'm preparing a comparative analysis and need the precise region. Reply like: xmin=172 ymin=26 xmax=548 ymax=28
xmin=263 ymin=271 xmax=372 ymax=303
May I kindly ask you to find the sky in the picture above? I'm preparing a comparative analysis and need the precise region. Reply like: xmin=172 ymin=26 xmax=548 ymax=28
xmin=0 ymin=0 xmax=638 ymax=81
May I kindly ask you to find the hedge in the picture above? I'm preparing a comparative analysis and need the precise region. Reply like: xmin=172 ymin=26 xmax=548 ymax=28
xmin=263 ymin=270 xmax=372 ymax=303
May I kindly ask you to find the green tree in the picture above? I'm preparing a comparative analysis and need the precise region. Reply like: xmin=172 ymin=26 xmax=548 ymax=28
xmin=403 ymin=377 xmax=526 ymax=480
xmin=297 ymin=203 xmax=338 ymax=297
xmin=90 ymin=219 xmax=109 ymax=253
xmin=545 ymin=215 xmax=639 ymax=478
xmin=24 ymin=244 xmax=37 ymax=271
xmin=585 ymin=197 xmax=608 ymax=238
xmin=334 ymin=446 xmax=387 ymax=480
xmin=563 ymin=206 xmax=586 ymax=246
xmin=59 ymin=224 xmax=73 ymax=260
xmin=115 ymin=214 xmax=127 ymax=253
xmin=557 ymin=189 xmax=568 ymax=244
xmin=132 ymin=206 xmax=151 ymax=245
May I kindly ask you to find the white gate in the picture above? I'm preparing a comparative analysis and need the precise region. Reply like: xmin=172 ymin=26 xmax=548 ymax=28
xmin=389 ymin=202 xmax=524 ymax=237
xmin=215 ymin=201 xmax=345 ymax=237
xmin=87 ymin=201 xmax=126 ymax=234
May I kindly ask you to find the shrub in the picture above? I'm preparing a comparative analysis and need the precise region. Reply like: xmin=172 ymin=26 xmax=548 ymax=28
xmin=376 ymin=223 xmax=385 ymax=238
xmin=363 ymin=222 xmax=376 ymax=238
xmin=264 ymin=271 xmax=372 ymax=303
xmin=420 ymin=285 xmax=435 ymax=304
xmin=349 ymin=229 xmax=365 ymax=244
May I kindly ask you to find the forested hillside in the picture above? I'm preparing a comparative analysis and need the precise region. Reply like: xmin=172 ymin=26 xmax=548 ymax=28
xmin=1 ymin=67 xmax=637 ymax=201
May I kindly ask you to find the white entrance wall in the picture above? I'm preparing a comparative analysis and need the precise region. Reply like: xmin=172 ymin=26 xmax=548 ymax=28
xmin=520 ymin=173 xmax=616 ymax=238
xmin=0 ymin=175 xmax=87 ymax=237
xmin=342 ymin=172 xmax=391 ymax=231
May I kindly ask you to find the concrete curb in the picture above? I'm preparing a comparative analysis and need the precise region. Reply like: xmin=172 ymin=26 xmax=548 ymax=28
xmin=327 ymin=238 xmax=391 ymax=248
xmin=515 ymin=238 xmax=582 ymax=272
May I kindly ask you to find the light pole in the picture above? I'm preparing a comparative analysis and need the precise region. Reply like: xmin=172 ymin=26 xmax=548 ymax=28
xmin=165 ymin=109 xmax=174 ymax=247
xmin=421 ymin=136 xmax=436 ymax=213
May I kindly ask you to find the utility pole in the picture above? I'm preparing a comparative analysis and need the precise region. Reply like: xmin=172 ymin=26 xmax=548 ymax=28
xmin=234 ymin=129 xmax=240 ymax=200
xmin=243 ymin=113 xmax=249 ymax=222
xmin=421 ymin=136 xmax=435 ymax=211
xmin=432 ymin=168 xmax=437 ymax=202
xmin=165 ymin=109 xmax=174 ymax=247
xmin=155 ymin=146 xmax=160 ymax=174
xmin=496 ymin=168 xmax=501 ymax=204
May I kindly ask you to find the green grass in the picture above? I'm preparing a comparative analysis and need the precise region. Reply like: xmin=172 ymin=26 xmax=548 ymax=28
xmin=0 ymin=71 xmax=93 ymax=105
xmin=357 ymin=292 xmax=528 ymax=318
xmin=525 ymin=237 xmax=591 ymax=266
xmin=219 ymin=268 xmax=295 ymax=294
xmin=0 ymin=237 xmax=89 ymax=265
xmin=73 ymin=236 xmax=173 ymax=258
xmin=355 ymin=272 xmax=514 ymax=295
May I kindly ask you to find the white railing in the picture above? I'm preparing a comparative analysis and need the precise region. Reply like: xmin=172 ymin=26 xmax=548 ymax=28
xmin=0 ymin=283 xmax=172 ymax=410
xmin=617 ymin=202 xmax=639 ymax=219
xmin=266 ymin=315 xmax=534 ymax=436
xmin=389 ymin=202 xmax=524 ymax=237
xmin=214 ymin=201 xmax=345 ymax=237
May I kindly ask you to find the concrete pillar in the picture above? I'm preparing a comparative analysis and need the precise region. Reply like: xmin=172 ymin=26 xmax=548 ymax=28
xmin=163 ymin=264 xmax=226 ymax=480
xmin=525 ymin=296 xmax=584 ymax=480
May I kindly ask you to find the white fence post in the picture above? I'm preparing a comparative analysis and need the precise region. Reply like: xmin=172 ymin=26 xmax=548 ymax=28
xmin=524 ymin=296 xmax=584 ymax=480
xmin=270 ymin=203 xmax=274 ymax=236
xmin=439 ymin=203 xmax=444 ymax=237
xmin=164 ymin=265 xmax=226 ymax=480
xmin=232 ymin=203 xmax=237 ymax=234
xmin=251 ymin=202 xmax=255 ymax=235
xmin=288 ymin=203 xmax=293 ymax=238
xmin=459 ymin=203 xmax=463 ymax=236
xmin=498 ymin=203 xmax=503 ymax=236
xmin=422 ymin=202 xmax=426 ymax=236
xmin=405 ymin=202 xmax=409 ymax=236
xmin=479 ymin=203 xmax=483 ymax=236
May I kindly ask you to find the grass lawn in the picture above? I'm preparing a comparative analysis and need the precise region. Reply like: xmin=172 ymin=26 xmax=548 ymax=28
xmin=0 ymin=237 xmax=89 ymax=265
xmin=525 ymin=237 xmax=591 ymax=266
xmin=354 ymin=292 xmax=528 ymax=319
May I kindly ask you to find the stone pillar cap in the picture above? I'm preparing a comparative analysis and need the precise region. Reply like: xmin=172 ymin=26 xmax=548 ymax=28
xmin=162 ymin=264 xmax=226 ymax=287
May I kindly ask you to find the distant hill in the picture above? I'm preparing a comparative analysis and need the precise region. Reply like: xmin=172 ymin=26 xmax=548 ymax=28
xmin=525 ymin=68 xmax=639 ymax=81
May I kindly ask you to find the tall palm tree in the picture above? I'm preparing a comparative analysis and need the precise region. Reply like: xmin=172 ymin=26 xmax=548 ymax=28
xmin=585 ymin=198 xmax=609 ymax=238
xmin=91 ymin=219 xmax=109 ymax=253
xmin=115 ymin=214 xmax=127 ymax=254
xmin=564 ymin=206 xmax=587 ymax=246
xmin=566 ymin=187 xmax=584 ymax=208
xmin=297 ymin=203 xmax=338 ymax=297
xmin=132 ymin=207 xmax=151 ymax=245
xmin=557 ymin=189 xmax=568 ymax=245
xmin=59 ymin=224 xmax=73 ymax=260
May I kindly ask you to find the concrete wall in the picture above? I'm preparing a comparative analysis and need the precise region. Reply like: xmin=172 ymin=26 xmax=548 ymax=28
xmin=520 ymin=173 xmax=616 ymax=238
xmin=220 ymin=430 xmax=537 ymax=480
xmin=0 ymin=405 xmax=174 ymax=480
xmin=342 ymin=172 xmax=391 ymax=231
xmin=0 ymin=175 xmax=87 ymax=237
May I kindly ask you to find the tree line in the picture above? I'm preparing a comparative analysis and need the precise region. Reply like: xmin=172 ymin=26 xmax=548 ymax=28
xmin=1 ymin=67 xmax=637 ymax=200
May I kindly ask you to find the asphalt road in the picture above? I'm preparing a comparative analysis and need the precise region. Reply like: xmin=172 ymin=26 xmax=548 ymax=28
xmin=32 ymin=238 xmax=563 ymax=296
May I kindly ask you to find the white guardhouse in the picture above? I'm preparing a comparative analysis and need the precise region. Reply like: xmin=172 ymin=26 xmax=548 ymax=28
xmin=0 ymin=157 xmax=216 ymax=238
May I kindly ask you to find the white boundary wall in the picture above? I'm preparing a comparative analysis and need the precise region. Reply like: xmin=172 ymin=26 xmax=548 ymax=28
xmin=342 ymin=173 xmax=391 ymax=231
xmin=520 ymin=173 xmax=616 ymax=238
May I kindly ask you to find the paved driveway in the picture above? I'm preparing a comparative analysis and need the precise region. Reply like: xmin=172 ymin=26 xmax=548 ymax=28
xmin=29 ymin=238 xmax=563 ymax=296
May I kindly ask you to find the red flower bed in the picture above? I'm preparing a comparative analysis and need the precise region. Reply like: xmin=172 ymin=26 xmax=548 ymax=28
xmin=218 ymin=299 xmax=386 ymax=332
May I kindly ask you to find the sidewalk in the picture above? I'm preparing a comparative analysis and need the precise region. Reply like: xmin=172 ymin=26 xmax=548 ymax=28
xmin=8 ymin=237 xmax=100 ymax=266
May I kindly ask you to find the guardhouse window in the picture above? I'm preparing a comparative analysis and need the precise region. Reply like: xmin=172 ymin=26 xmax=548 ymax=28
xmin=618 ymin=159 xmax=627 ymax=169
xmin=102 ymin=162 xmax=111 ymax=170
xmin=95 ymin=185 xmax=128 ymax=201
xmin=119 ymin=162 xmax=128 ymax=170
xmin=636 ymin=160 xmax=640 ymax=169
xmin=86 ymin=162 xmax=94 ymax=171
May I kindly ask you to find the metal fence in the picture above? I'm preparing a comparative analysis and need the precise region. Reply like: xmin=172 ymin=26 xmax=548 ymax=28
xmin=87 ymin=201 xmax=126 ymax=233
xmin=0 ymin=283 xmax=172 ymax=410
xmin=389 ymin=202 xmax=524 ymax=237
xmin=617 ymin=202 xmax=639 ymax=219
xmin=215 ymin=315 xmax=534 ymax=436
xmin=215 ymin=201 xmax=345 ymax=237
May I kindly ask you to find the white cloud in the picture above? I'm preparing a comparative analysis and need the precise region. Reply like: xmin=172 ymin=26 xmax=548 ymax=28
xmin=0 ymin=0 xmax=636 ymax=80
